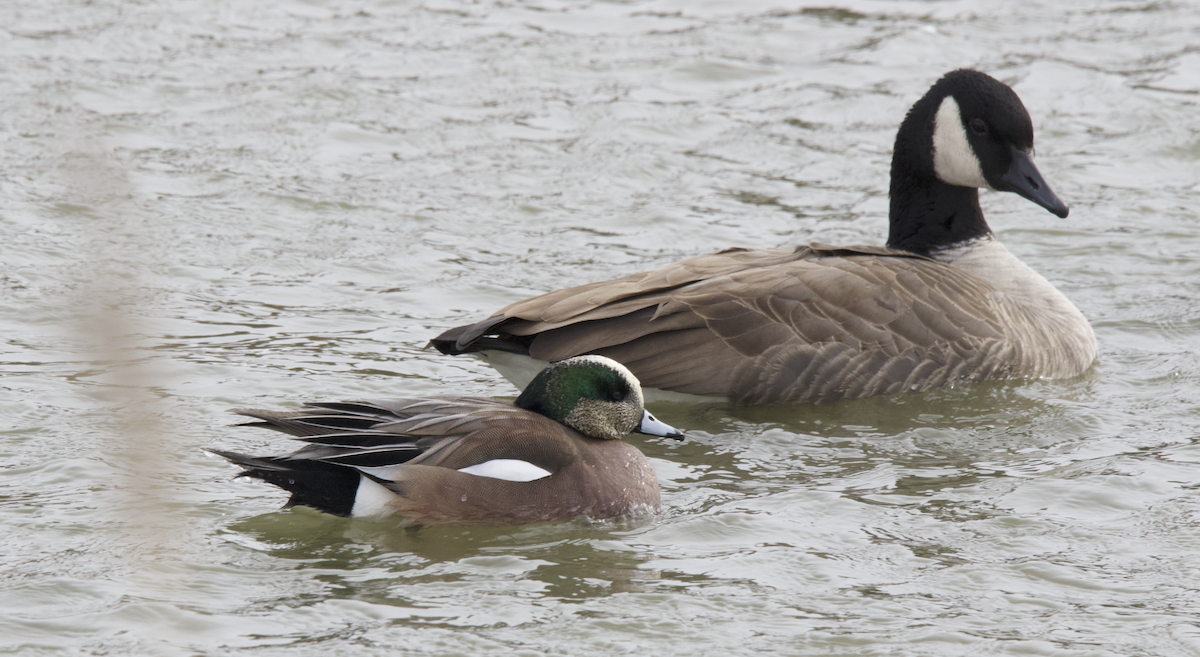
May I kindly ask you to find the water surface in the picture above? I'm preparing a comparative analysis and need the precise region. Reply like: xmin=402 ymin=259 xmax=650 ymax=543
xmin=3 ymin=1 xmax=1200 ymax=655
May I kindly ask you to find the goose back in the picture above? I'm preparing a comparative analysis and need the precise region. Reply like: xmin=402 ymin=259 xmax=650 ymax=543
xmin=433 ymin=243 xmax=1095 ymax=404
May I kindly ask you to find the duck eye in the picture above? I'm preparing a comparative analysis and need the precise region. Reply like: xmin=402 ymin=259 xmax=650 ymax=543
xmin=969 ymin=118 xmax=988 ymax=136
xmin=610 ymin=389 xmax=626 ymax=402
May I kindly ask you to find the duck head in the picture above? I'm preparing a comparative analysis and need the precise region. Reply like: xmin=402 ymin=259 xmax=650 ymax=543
xmin=515 ymin=355 xmax=684 ymax=441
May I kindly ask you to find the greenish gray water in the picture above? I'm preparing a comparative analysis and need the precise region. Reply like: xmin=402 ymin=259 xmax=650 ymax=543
xmin=3 ymin=1 xmax=1200 ymax=655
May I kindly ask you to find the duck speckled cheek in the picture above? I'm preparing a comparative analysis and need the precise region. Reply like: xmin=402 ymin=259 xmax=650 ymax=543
xmin=563 ymin=397 xmax=640 ymax=440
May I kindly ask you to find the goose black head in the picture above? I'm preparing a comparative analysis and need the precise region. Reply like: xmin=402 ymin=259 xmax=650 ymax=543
xmin=888 ymin=69 xmax=1068 ymax=255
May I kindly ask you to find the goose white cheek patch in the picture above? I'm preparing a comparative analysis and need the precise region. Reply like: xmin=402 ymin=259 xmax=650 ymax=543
xmin=458 ymin=459 xmax=553 ymax=482
xmin=933 ymin=96 xmax=990 ymax=189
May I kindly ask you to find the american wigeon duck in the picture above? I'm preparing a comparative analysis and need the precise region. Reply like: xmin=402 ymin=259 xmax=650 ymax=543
xmin=212 ymin=355 xmax=683 ymax=525
xmin=429 ymin=69 xmax=1097 ymax=404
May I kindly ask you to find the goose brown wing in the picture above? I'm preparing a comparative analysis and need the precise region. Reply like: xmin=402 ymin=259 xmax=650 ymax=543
xmin=431 ymin=246 xmax=803 ymax=352
xmin=433 ymin=245 xmax=1016 ymax=404
xmin=648 ymin=251 xmax=1012 ymax=403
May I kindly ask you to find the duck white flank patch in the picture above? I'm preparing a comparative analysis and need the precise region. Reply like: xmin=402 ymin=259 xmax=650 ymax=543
xmin=351 ymin=475 xmax=397 ymax=518
xmin=458 ymin=459 xmax=553 ymax=482
xmin=933 ymin=96 xmax=990 ymax=189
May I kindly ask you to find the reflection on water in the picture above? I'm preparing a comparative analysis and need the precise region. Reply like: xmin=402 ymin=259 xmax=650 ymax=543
xmin=226 ymin=509 xmax=665 ymax=608
xmin=3 ymin=0 xmax=1200 ymax=654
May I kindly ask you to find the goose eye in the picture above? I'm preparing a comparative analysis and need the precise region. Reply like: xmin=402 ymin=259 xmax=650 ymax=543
xmin=969 ymin=118 xmax=988 ymax=136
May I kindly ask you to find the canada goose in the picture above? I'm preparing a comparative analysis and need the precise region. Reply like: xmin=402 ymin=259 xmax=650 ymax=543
xmin=212 ymin=356 xmax=683 ymax=525
xmin=429 ymin=69 xmax=1097 ymax=404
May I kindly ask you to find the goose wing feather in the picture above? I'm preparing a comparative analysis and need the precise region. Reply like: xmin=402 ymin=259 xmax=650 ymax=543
xmin=437 ymin=245 xmax=1025 ymax=403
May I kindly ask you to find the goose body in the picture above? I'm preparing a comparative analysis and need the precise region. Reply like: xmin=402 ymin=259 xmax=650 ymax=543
xmin=430 ymin=70 xmax=1098 ymax=404
xmin=213 ymin=356 xmax=683 ymax=525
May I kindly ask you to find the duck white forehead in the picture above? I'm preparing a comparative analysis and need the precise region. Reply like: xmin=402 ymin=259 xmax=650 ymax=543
xmin=567 ymin=355 xmax=642 ymax=388
xmin=932 ymin=96 xmax=992 ymax=190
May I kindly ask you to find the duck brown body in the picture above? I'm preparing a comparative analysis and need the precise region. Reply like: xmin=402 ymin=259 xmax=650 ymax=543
xmin=213 ymin=356 xmax=678 ymax=525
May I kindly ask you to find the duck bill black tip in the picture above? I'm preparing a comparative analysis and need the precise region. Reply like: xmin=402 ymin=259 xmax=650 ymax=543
xmin=637 ymin=409 xmax=685 ymax=441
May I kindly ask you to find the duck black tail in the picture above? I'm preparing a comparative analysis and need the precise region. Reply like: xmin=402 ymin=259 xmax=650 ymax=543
xmin=210 ymin=450 xmax=360 ymax=517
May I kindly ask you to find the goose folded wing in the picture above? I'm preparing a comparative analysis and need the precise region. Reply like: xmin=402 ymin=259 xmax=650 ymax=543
xmin=480 ymin=252 xmax=1013 ymax=403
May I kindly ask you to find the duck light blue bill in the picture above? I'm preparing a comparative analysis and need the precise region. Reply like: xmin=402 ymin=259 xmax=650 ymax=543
xmin=638 ymin=409 xmax=684 ymax=440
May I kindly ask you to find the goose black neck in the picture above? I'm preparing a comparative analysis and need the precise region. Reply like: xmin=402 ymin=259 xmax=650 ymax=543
xmin=885 ymin=73 xmax=994 ymax=256
xmin=886 ymin=172 xmax=992 ymax=256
